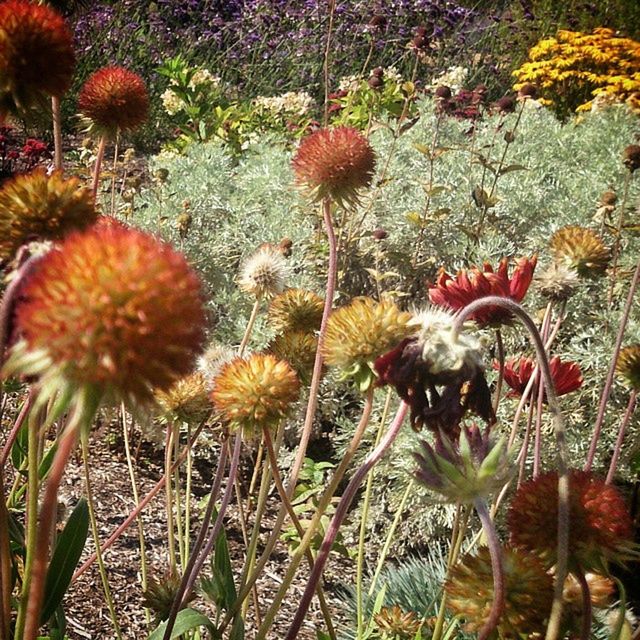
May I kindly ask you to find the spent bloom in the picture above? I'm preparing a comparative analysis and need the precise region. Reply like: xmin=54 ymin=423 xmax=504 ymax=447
xmin=292 ymin=126 xmax=376 ymax=208
xmin=0 ymin=169 xmax=96 ymax=263
xmin=267 ymin=331 xmax=318 ymax=386
xmin=268 ymin=288 xmax=324 ymax=334
xmin=373 ymin=605 xmax=422 ymax=639
xmin=429 ymin=256 xmax=537 ymax=327
xmin=508 ymin=469 xmax=634 ymax=571
xmin=446 ymin=546 xmax=553 ymax=638
xmin=322 ymin=296 xmax=412 ymax=391
xmin=550 ymin=226 xmax=610 ymax=277
xmin=375 ymin=308 xmax=494 ymax=433
xmin=155 ymin=371 xmax=211 ymax=424
xmin=616 ymin=344 xmax=640 ymax=391
xmin=238 ymin=244 xmax=288 ymax=299
xmin=497 ymin=355 xmax=583 ymax=400
xmin=197 ymin=341 xmax=236 ymax=390
xmin=79 ymin=66 xmax=149 ymax=138
xmin=534 ymin=261 xmax=580 ymax=302
xmin=623 ymin=145 xmax=640 ymax=173
xmin=8 ymin=223 xmax=206 ymax=406
xmin=0 ymin=0 xmax=75 ymax=115
xmin=211 ymin=353 xmax=299 ymax=439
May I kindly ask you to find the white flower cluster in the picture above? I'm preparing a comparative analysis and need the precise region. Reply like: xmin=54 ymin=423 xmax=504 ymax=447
xmin=253 ymin=91 xmax=315 ymax=117
xmin=429 ymin=66 xmax=469 ymax=92
xmin=338 ymin=74 xmax=363 ymax=93
xmin=384 ymin=66 xmax=403 ymax=84
xmin=161 ymin=67 xmax=222 ymax=116
xmin=161 ymin=88 xmax=184 ymax=115
xmin=188 ymin=68 xmax=221 ymax=90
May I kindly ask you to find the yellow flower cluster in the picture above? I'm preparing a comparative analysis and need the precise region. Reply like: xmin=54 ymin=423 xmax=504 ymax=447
xmin=513 ymin=28 xmax=640 ymax=116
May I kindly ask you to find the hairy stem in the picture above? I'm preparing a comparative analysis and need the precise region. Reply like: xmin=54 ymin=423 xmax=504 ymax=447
xmin=91 ymin=135 xmax=107 ymax=200
xmin=606 ymin=391 xmax=637 ymax=484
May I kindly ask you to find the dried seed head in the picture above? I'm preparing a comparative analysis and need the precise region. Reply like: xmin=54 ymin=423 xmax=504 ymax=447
xmin=623 ymin=144 xmax=640 ymax=173
xmin=550 ymin=225 xmax=610 ymax=277
xmin=534 ymin=261 xmax=580 ymax=301
xmin=155 ymin=371 xmax=210 ymax=424
xmin=238 ymin=245 xmax=288 ymax=299
xmin=268 ymin=288 xmax=324 ymax=334
xmin=600 ymin=190 xmax=617 ymax=206
xmin=518 ymin=83 xmax=538 ymax=99
xmin=267 ymin=330 xmax=318 ymax=385
xmin=197 ymin=342 xmax=236 ymax=390
xmin=616 ymin=344 xmax=640 ymax=391
xmin=373 ymin=605 xmax=422 ymax=639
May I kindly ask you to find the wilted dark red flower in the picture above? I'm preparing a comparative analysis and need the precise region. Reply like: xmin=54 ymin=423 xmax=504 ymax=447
xmin=368 ymin=75 xmax=383 ymax=89
xmin=12 ymin=223 xmax=206 ymax=405
xmin=495 ymin=95 xmax=516 ymax=113
xmin=623 ymin=144 xmax=640 ymax=173
xmin=518 ymin=83 xmax=538 ymax=99
xmin=292 ymin=126 xmax=376 ymax=208
xmin=0 ymin=0 xmax=75 ymax=115
xmin=428 ymin=256 xmax=537 ymax=327
xmin=435 ymin=85 xmax=452 ymax=100
xmin=508 ymin=469 xmax=634 ymax=571
xmin=496 ymin=355 xmax=583 ymax=400
xmin=78 ymin=66 xmax=149 ymax=137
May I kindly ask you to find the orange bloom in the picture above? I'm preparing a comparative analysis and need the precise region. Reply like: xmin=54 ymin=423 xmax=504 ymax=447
xmin=428 ymin=256 xmax=537 ymax=326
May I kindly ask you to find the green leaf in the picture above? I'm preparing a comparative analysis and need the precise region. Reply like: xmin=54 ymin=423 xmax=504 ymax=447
xmin=11 ymin=420 xmax=28 ymax=474
xmin=148 ymin=608 xmax=214 ymax=640
xmin=212 ymin=516 xmax=237 ymax=611
xmin=41 ymin=499 xmax=90 ymax=624
xmin=498 ymin=163 xmax=527 ymax=176
xmin=316 ymin=631 xmax=331 ymax=640
xmin=229 ymin=614 xmax=245 ymax=640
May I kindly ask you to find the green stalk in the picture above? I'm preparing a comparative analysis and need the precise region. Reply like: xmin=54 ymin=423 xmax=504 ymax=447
xmin=173 ymin=422 xmax=185 ymax=570
xmin=81 ymin=435 xmax=123 ymax=640
xmin=184 ymin=422 xmax=193 ymax=566
xmin=165 ymin=423 xmax=177 ymax=573
xmin=239 ymin=297 xmax=261 ymax=356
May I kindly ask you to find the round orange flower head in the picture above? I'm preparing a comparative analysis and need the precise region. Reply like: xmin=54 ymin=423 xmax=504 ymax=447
xmin=0 ymin=0 xmax=75 ymax=115
xmin=428 ymin=256 xmax=537 ymax=327
xmin=292 ymin=126 xmax=376 ymax=209
xmin=8 ymin=222 xmax=206 ymax=407
xmin=616 ymin=344 xmax=640 ymax=391
xmin=268 ymin=288 xmax=324 ymax=334
xmin=508 ymin=469 xmax=635 ymax=572
xmin=211 ymin=353 xmax=299 ymax=440
xmin=550 ymin=226 xmax=610 ymax=277
xmin=446 ymin=546 xmax=553 ymax=639
xmin=0 ymin=169 xmax=96 ymax=263
xmin=78 ymin=66 xmax=149 ymax=138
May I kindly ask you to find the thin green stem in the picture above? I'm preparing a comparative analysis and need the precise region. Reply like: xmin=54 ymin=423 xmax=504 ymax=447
xmin=165 ymin=423 xmax=177 ymax=573
xmin=239 ymin=297 xmax=261 ymax=356
xmin=81 ymin=435 xmax=123 ymax=640
xmin=173 ymin=423 xmax=185 ymax=570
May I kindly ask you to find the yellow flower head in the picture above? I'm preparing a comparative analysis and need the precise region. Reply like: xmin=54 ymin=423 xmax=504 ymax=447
xmin=549 ymin=225 xmax=610 ymax=277
xmin=268 ymin=288 xmax=324 ymax=334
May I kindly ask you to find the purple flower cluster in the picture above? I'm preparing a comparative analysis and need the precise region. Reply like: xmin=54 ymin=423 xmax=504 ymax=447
xmin=0 ymin=127 xmax=51 ymax=184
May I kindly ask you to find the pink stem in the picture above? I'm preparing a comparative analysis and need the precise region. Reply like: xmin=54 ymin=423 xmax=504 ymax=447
xmin=91 ymin=136 xmax=107 ymax=200
xmin=0 ymin=390 xmax=34 ymax=466
xmin=606 ymin=391 xmax=637 ymax=484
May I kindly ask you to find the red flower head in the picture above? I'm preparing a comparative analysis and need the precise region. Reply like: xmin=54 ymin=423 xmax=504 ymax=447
xmin=496 ymin=355 xmax=583 ymax=400
xmin=428 ymin=255 xmax=537 ymax=327
xmin=11 ymin=222 xmax=206 ymax=406
xmin=508 ymin=469 xmax=635 ymax=572
xmin=78 ymin=66 xmax=149 ymax=138
xmin=0 ymin=0 xmax=75 ymax=115
xmin=292 ymin=126 xmax=376 ymax=209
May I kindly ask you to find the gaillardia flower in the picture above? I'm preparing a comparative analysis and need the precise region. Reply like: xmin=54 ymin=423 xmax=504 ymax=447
xmin=238 ymin=244 xmax=288 ymax=299
xmin=446 ymin=546 xmax=553 ymax=638
xmin=496 ymin=355 xmax=583 ymax=401
xmin=267 ymin=331 xmax=318 ymax=386
xmin=616 ymin=344 xmax=640 ymax=391
xmin=428 ymin=256 xmax=537 ymax=326
xmin=292 ymin=126 xmax=376 ymax=208
xmin=375 ymin=309 xmax=494 ymax=432
xmin=155 ymin=372 xmax=211 ymax=424
xmin=323 ymin=296 xmax=412 ymax=391
xmin=268 ymin=288 xmax=324 ymax=334
xmin=0 ymin=0 xmax=75 ymax=115
xmin=78 ymin=66 xmax=149 ymax=137
xmin=508 ymin=469 xmax=634 ymax=571
xmin=211 ymin=353 xmax=299 ymax=439
xmin=9 ymin=223 xmax=206 ymax=405
xmin=0 ymin=169 xmax=96 ymax=262
xmin=550 ymin=226 xmax=610 ymax=277
xmin=534 ymin=261 xmax=579 ymax=302
xmin=373 ymin=605 xmax=422 ymax=639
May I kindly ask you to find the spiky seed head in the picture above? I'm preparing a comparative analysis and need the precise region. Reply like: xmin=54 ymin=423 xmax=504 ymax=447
xmin=210 ymin=353 xmax=299 ymax=439
xmin=323 ymin=296 xmax=413 ymax=391
xmin=623 ymin=145 xmax=640 ymax=173
xmin=563 ymin=572 xmax=615 ymax=611
xmin=508 ymin=469 xmax=634 ymax=572
xmin=155 ymin=372 xmax=211 ymax=424
xmin=0 ymin=169 xmax=96 ymax=262
xmin=549 ymin=226 xmax=610 ymax=277
xmin=10 ymin=223 xmax=206 ymax=406
xmin=616 ymin=344 xmax=640 ymax=391
xmin=446 ymin=546 xmax=553 ymax=638
xmin=197 ymin=341 xmax=236 ymax=390
xmin=78 ymin=66 xmax=149 ymax=138
xmin=292 ymin=126 xmax=376 ymax=209
xmin=0 ymin=0 xmax=75 ymax=116
xmin=534 ymin=261 xmax=580 ymax=301
xmin=142 ymin=572 xmax=194 ymax=624
xmin=267 ymin=330 xmax=318 ymax=385
xmin=268 ymin=288 xmax=324 ymax=334
xmin=238 ymin=245 xmax=288 ymax=299
xmin=373 ymin=605 xmax=422 ymax=639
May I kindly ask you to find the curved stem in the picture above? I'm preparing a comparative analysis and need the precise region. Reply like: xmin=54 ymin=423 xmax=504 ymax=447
xmin=91 ymin=135 xmax=107 ymax=201
xmin=574 ymin=569 xmax=592 ymax=640
xmin=283 ymin=401 xmax=409 ymax=640
xmin=161 ymin=435 xmax=233 ymax=640
xmin=585 ymin=252 xmax=640 ymax=472
xmin=473 ymin=498 xmax=505 ymax=640
xmin=81 ymin=435 xmax=123 ymax=640
xmin=452 ymin=296 xmax=569 ymax=640
xmin=0 ymin=389 xmax=34 ymax=466
xmin=606 ymin=391 xmax=637 ymax=484
xmin=262 ymin=428 xmax=337 ymax=640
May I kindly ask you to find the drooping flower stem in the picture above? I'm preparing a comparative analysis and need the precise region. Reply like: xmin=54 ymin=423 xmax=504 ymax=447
xmin=473 ymin=498 xmax=505 ymax=640
xmin=81 ymin=434 xmax=123 ymax=640
xmin=262 ymin=427 xmax=337 ymax=640
xmin=606 ymin=391 xmax=637 ymax=484
xmin=607 ymin=169 xmax=632 ymax=307
xmin=161 ymin=434 xmax=239 ymax=640
xmin=91 ymin=134 xmax=107 ymax=200
xmin=574 ymin=570 xmax=592 ymax=640
xmin=585 ymin=253 xmax=640 ymax=471
xmin=228 ymin=389 xmax=374 ymax=638
xmin=452 ymin=296 xmax=569 ymax=640
xmin=51 ymin=96 xmax=63 ymax=171
xmin=22 ymin=390 xmax=99 ymax=640
xmin=283 ymin=401 xmax=409 ymax=640
xmin=533 ymin=303 xmax=554 ymax=477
